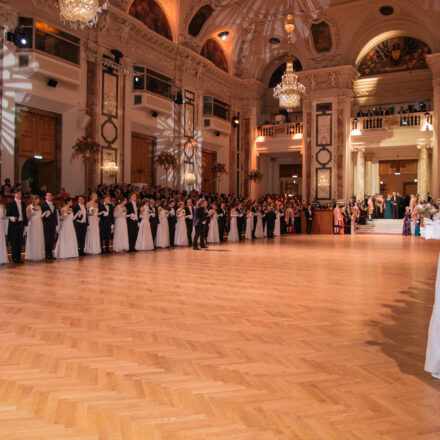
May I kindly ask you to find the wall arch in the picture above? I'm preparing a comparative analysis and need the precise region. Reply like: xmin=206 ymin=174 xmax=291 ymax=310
xmin=200 ymin=39 xmax=229 ymax=72
xmin=188 ymin=4 xmax=214 ymax=37
xmin=128 ymin=0 xmax=173 ymax=40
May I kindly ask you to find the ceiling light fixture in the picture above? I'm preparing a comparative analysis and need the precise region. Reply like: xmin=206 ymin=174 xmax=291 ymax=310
xmin=58 ymin=0 xmax=108 ymax=29
xmin=218 ymin=31 xmax=229 ymax=41
xmin=273 ymin=13 xmax=305 ymax=112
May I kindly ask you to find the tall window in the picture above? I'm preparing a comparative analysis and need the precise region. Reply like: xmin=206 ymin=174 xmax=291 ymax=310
xmin=133 ymin=66 xmax=173 ymax=100
xmin=18 ymin=17 xmax=80 ymax=65
xmin=203 ymin=96 xmax=230 ymax=121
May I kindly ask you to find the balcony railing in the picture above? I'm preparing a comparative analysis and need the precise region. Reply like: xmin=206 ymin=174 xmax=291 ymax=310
xmin=351 ymin=112 xmax=433 ymax=131
xmin=257 ymin=122 xmax=303 ymax=137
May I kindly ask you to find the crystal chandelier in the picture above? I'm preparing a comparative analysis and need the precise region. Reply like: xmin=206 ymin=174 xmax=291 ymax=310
xmin=58 ymin=0 xmax=108 ymax=29
xmin=273 ymin=14 xmax=305 ymax=112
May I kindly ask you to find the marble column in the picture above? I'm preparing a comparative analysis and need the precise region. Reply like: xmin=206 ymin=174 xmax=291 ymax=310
xmin=418 ymin=143 xmax=432 ymax=202
xmin=371 ymin=159 xmax=380 ymax=195
xmin=364 ymin=153 xmax=373 ymax=196
xmin=355 ymin=148 xmax=365 ymax=201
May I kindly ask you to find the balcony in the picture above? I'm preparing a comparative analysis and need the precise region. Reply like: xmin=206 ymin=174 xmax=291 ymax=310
xmin=256 ymin=122 xmax=303 ymax=154
xmin=257 ymin=122 xmax=303 ymax=137
xmin=350 ymin=112 xmax=433 ymax=151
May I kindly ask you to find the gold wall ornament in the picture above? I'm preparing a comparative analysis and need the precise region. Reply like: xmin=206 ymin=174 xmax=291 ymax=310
xmin=58 ymin=0 xmax=108 ymax=29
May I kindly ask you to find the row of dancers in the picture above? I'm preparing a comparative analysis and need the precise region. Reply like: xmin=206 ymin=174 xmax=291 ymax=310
xmin=0 ymin=191 xmax=296 ymax=263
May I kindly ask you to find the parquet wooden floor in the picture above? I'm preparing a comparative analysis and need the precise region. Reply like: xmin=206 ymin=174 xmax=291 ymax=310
xmin=0 ymin=235 xmax=439 ymax=440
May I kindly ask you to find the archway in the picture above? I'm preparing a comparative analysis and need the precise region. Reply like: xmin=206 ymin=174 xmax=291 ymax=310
xmin=200 ymin=39 xmax=228 ymax=72
xmin=188 ymin=5 xmax=213 ymax=37
xmin=21 ymin=158 xmax=39 ymax=194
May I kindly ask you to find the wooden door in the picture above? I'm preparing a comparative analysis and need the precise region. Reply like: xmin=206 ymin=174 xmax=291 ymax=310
xmin=131 ymin=134 xmax=154 ymax=185
xmin=202 ymin=149 xmax=216 ymax=193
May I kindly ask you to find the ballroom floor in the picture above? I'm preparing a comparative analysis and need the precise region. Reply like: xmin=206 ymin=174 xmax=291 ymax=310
xmin=0 ymin=235 xmax=439 ymax=440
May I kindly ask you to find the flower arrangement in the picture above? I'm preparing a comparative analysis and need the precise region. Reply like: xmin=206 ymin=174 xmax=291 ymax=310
xmin=249 ymin=169 xmax=263 ymax=182
xmin=419 ymin=204 xmax=437 ymax=219
xmin=155 ymin=151 xmax=177 ymax=170
xmin=211 ymin=162 xmax=227 ymax=175
xmin=71 ymin=137 xmax=101 ymax=161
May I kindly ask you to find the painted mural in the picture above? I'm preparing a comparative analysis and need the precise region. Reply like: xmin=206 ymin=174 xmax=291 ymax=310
xmin=311 ymin=21 xmax=332 ymax=53
xmin=129 ymin=0 xmax=172 ymax=40
xmin=358 ymin=37 xmax=431 ymax=76
xmin=200 ymin=39 xmax=228 ymax=72
xmin=188 ymin=5 xmax=214 ymax=37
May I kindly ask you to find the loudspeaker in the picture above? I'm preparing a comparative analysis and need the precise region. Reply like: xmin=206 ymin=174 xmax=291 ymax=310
xmin=47 ymin=78 xmax=58 ymax=88
xmin=151 ymin=111 xmax=158 ymax=118
xmin=79 ymin=113 xmax=91 ymax=129
xmin=215 ymin=131 xmax=220 ymax=137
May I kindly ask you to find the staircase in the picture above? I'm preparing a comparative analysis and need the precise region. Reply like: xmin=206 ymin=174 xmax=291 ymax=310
xmin=356 ymin=219 xmax=404 ymax=234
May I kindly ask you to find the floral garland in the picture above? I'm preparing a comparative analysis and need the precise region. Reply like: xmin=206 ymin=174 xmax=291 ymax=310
xmin=71 ymin=137 xmax=101 ymax=161
xmin=155 ymin=151 xmax=177 ymax=169
xmin=249 ymin=169 xmax=263 ymax=182
xmin=211 ymin=162 xmax=227 ymax=175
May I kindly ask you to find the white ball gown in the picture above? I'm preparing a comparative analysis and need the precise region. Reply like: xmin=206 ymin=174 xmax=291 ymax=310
xmin=228 ymin=212 xmax=239 ymax=243
xmin=245 ymin=212 xmax=253 ymax=240
xmin=175 ymin=209 xmax=188 ymax=246
xmin=25 ymin=205 xmax=45 ymax=261
xmin=207 ymin=212 xmax=220 ymax=244
xmin=155 ymin=208 xmax=170 ymax=248
xmin=84 ymin=206 xmax=101 ymax=255
xmin=113 ymin=207 xmax=129 ymax=252
xmin=55 ymin=210 xmax=79 ymax=259
xmin=255 ymin=212 xmax=264 ymax=238
xmin=135 ymin=208 xmax=154 ymax=251
xmin=0 ymin=206 xmax=9 ymax=264
xmin=274 ymin=212 xmax=281 ymax=236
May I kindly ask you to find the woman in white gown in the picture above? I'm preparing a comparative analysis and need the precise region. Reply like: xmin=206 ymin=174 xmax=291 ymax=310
xmin=274 ymin=208 xmax=281 ymax=236
xmin=255 ymin=207 xmax=264 ymax=238
xmin=155 ymin=205 xmax=170 ymax=248
xmin=55 ymin=198 xmax=78 ymax=259
xmin=245 ymin=209 xmax=253 ymax=240
xmin=228 ymin=206 xmax=239 ymax=243
xmin=207 ymin=205 xmax=220 ymax=244
xmin=135 ymin=199 xmax=154 ymax=251
xmin=84 ymin=192 xmax=101 ymax=255
xmin=175 ymin=202 xmax=188 ymax=247
xmin=25 ymin=195 xmax=45 ymax=261
xmin=0 ymin=203 xmax=9 ymax=264
xmin=113 ymin=198 xmax=129 ymax=252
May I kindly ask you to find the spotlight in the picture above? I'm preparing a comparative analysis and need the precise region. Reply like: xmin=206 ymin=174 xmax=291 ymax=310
xmin=174 ymin=92 xmax=184 ymax=105
xmin=232 ymin=116 xmax=239 ymax=127
xmin=47 ymin=78 xmax=58 ymax=88
xmin=151 ymin=111 xmax=158 ymax=118
xmin=7 ymin=26 xmax=31 ymax=48
xmin=414 ymin=178 xmax=418 ymax=183
xmin=215 ymin=131 xmax=220 ymax=137
xmin=218 ymin=31 xmax=229 ymax=41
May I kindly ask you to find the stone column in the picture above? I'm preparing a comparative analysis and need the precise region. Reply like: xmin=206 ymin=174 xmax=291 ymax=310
xmin=364 ymin=153 xmax=373 ymax=196
xmin=371 ymin=159 xmax=380 ymax=195
xmin=354 ymin=148 xmax=365 ymax=201
xmin=418 ymin=143 xmax=432 ymax=202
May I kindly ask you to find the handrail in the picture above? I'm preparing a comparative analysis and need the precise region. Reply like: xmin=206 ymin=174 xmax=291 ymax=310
xmin=257 ymin=122 xmax=303 ymax=137
xmin=351 ymin=112 xmax=433 ymax=131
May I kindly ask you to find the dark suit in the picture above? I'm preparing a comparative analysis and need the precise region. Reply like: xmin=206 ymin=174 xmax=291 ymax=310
xmin=391 ymin=196 xmax=401 ymax=219
xmin=217 ymin=208 xmax=227 ymax=242
xmin=72 ymin=203 xmax=87 ymax=255
xmin=41 ymin=201 xmax=58 ymax=259
xmin=126 ymin=201 xmax=139 ymax=251
xmin=149 ymin=205 xmax=159 ymax=242
xmin=98 ymin=203 xmax=114 ymax=253
xmin=184 ymin=205 xmax=194 ymax=246
xmin=251 ymin=206 xmax=258 ymax=238
xmin=236 ymin=208 xmax=244 ymax=240
xmin=167 ymin=206 xmax=176 ymax=247
xmin=305 ymin=208 xmax=313 ymax=234
xmin=193 ymin=206 xmax=207 ymax=249
xmin=6 ymin=199 xmax=28 ymax=262
xmin=265 ymin=210 xmax=276 ymax=238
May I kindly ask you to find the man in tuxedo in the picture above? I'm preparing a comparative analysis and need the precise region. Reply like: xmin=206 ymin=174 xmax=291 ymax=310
xmin=184 ymin=199 xmax=195 ymax=246
xmin=391 ymin=192 xmax=400 ymax=219
xmin=72 ymin=196 xmax=87 ymax=256
xmin=236 ymin=203 xmax=244 ymax=240
xmin=126 ymin=193 xmax=139 ymax=252
xmin=251 ymin=202 xmax=258 ymax=239
xmin=217 ymin=202 xmax=227 ymax=242
xmin=167 ymin=200 xmax=177 ymax=247
xmin=265 ymin=205 xmax=276 ymax=239
xmin=148 ymin=199 xmax=159 ymax=243
xmin=6 ymin=190 xmax=28 ymax=263
xmin=98 ymin=194 xmax=114 ymax=253
xmin=41 ymin=192 xmax=58 ymax=260
xmin=305 ymin=204 xmax=314 ymax=234
xmin=193 ymin=199 xmax=208 ymax=250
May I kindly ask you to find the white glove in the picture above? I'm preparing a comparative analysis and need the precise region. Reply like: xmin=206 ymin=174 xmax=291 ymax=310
xmin=56 ymin=226 xmax=59 ymax=232
xmin=130 ymin=214 xmax=136 ymax=220
xmin=9 ymin=217 xmax=16 ymax=222
xmin=104 ymin=212 xmax=109 ymax=217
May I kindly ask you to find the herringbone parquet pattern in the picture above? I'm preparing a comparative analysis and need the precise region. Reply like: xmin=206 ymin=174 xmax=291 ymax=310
xmin=0 ymin=235 xmax=439 ymax=440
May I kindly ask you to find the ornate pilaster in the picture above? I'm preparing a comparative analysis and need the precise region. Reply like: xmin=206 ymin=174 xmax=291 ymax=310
xmin=417 ymin=143 xmax=432 ymax=202
xmin=352 ymin=147 xmax=365 ymax=201
xmin=364 ymin=153 xmax=374 ymax=196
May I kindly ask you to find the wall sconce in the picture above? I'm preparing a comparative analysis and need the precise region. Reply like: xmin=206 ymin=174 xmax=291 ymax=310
xmin=232 ymin=116 xmax=240 ymax=127
xmin=102 ymin=161 xmax=119 ymax=177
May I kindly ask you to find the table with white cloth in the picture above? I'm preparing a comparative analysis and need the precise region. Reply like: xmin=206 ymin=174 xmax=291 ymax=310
xmin=421 ymin=219 xmax=440 ymax=240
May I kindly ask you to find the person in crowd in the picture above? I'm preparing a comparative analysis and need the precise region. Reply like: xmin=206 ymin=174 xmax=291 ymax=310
xmin=251 ymin=202 xmax=258 ymax=239
xmin=266 ymin=205 xmax=276 ymax=238
xmin=193 ymin=199 xmax=208 ymax=250
xmin=384 ymin=194 xmax=392 ymax=219
xmin=148 ymin=199 xmax=159 ymax=244
xmin=207 ymin=204 xmax=220 ymax=244
xmin=155 ymin=201 xmax=170 ymax=249
xmin=391 ymin=192 xmax=401 ymax=219
xmin=343 ymin=206 xmax=352 ymax=235
xmin=84 ymin=192 xmax=101 ymax=255
xmin=255 ymin=206 xmax=264 ymax=238
xmin=167 ymin=200 xmax=177 ymax=248
xmin=228 ymin=204 xmax=240 ymax=243
xmin=175 ymin=201 xmax=188 ymax=247
xmin=305 ymin=204 xmax=313 ymax=234
xmin=98 ymin=194 xmax=114 ymax=254
xmin=54 ymin=198 xmax=78 ymax=259
xmin=24 ymin=195 xmax=45 ymax=261
xmin=1 ymin=178 xmax=11 ymax=196
xmin=0 ymin=202 xmax=9 ymax=264
xmin=217 ymin=202 xmax=227 ymax=242
xmin=245 ymin=207 xmax=254 ymax=240
xmin=274 ymin=207 xmax=281 ymax=237
xmin=113 ymin=198 xmax=129 ymax=252
xmin=367 ymin=196 xmax=374 ymax=221
xmin=6 ymin=190 xmax=28 ymax=263
xmin=126 ymin=192 xmax=140 ymax=252
xmin=402 ymin=206 xmax=412 ymax=236
xmin=333 ymin=205 xmax=341 ymax=235
xmin=184 ymin=199 xmax=194 ymax=247
xmin=72 ymin=195 xmax=87 ymax=256
xmin=135 ymin=199 xmax=154 ymax=251
xmin=57 ymin=188 xmax=70 ymax=199
xmin=293 ymin=202 xmax=302 ymax=234
xmin=236 ymin=203 xmax=244 ymax=241
xmin=41 ymin=192 xmax=58 ymax=260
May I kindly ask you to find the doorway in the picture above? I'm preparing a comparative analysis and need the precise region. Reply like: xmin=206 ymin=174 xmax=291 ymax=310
xmin=379 ymin=159 xmax=417 ymax=196
xmin=131 ymin=134 xmax=155 ymax=187
xmin=202 ymin=149 xmax=216 ymax=193
xmin=279 ymin=163 xmax=302 ymax=196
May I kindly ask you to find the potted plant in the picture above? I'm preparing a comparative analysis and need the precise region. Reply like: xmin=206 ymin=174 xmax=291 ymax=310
xmin=249 ymin=169 xmax=263 ymax=182
xmin=211 ymin=162 xmax=227 ymax=192
xmin=155 ymin=151 xmax=177 ymax=195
